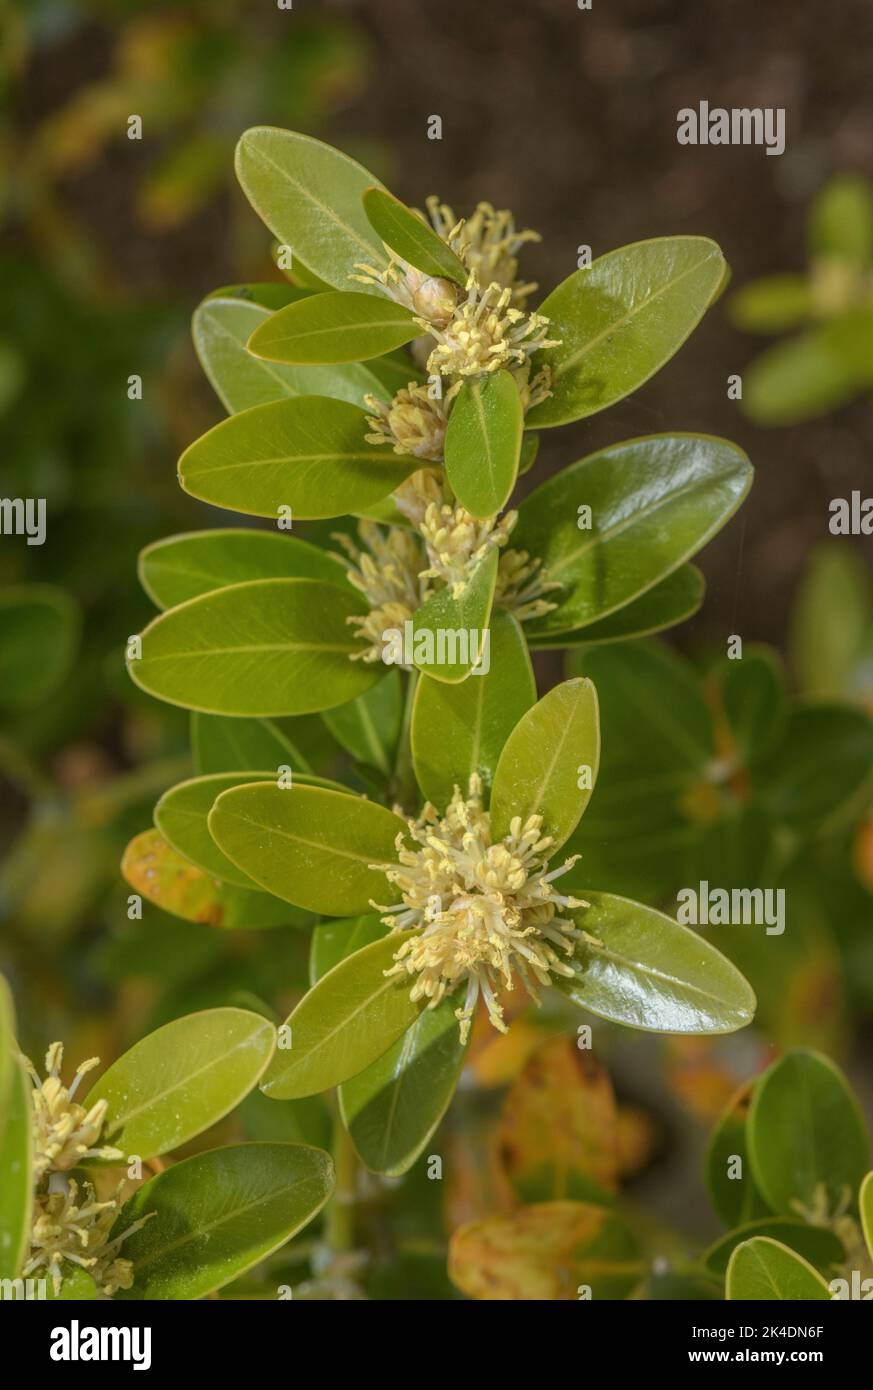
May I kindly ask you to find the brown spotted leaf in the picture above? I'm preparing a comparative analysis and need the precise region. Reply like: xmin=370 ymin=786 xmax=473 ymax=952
xmin=121 ymin=829 xmax=301 ymax=930
xmin=495 ymin=1037 xmax=620 ymax=1202
xmin=448 ymin=1201 xmax=642 ymax=1300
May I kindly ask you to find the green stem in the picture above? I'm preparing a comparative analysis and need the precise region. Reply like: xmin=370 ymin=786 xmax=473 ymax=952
xmin=325 ymin=1108 xmax=357 ymax=1253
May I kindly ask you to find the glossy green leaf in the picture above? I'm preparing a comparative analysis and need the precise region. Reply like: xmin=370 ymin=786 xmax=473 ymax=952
xmin=411 ymin=547 xmax=498 ymax=683
xmin=121 ymin=829 xmax=299 ymax=930
xmin=340 ymin=992 xmax=469 ymax=1176
xmin=193 ymin=293 xmax=396 ymax=413
xmin=262 ymin=934 xmax=424 ymax=1099
xmin=444 ymin=370 xmax=523 ymax=517
xmin=178 ymin=396 xmax=420 ymax=520
xmin=85 ymin=1009 xmax=275 ymax=1160
xmin=754 ymin=703 xmax=873 ymax=833
xmin=310 ymin=914 xmax=389 ymax=985
xmin=0 ymin=1060 xmax=32 ymax=1280
xmin=412 ymin=609 xmax=535 ymax=808
xmin=705 ymin=1083 xmax=771 ymax=1227
xmin=208 ymin=782 xmax=405 ymax=915
xmin=114 ymin=1142 xmax=333 ymax=1299
xmin=139 ymin=529 xmax=349 ymax=610
xmin=725 ymin=1237 xmax=831 ymax=1301
xmin=248 ymin=291 xmax=418 ymax=365
xmin=704 ymin=1220 xmax=844 ymax=1279
xmin=514 ymin=434 xmax=752 ymax=637
xmin=129 ymin=579 xmax=382 ymax=716
xmin=527 ymin=237 xmax=725 ymax=427
xmin=532 ymin=565 xmax=704 ymax=649
xmin=235 ymin=127 xmax=388 ymax=291
xmin=192 ymin=713 xmax=313 ymax=775
xmin=155 ymin=772 xmax=344 ymax=889
xmin=321 ymin=669 xmax=402 ymax=776
xmin=729 ymin=274 xmax=813 ymax=334
xmin=362 ymin=187 xmax=467 ymax=284
xmin=0 ymin=585 xmax=80 ymax=711
xmin=748 ymin=1049 xmax=870 ymax=1216
xmin=490 ymin=677 xmax=600 ymax=852
xmin=557 ymin=892 xmax=756 ymax=1034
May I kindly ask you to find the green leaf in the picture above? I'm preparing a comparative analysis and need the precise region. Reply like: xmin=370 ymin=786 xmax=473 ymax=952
xmin=193 ymin=293 xmax=397 ymax=414
xmin=754 ymin=703 xmax=873 ymax=834
xmin=728 ymin=274 xmax=813 ymax=334
xmin=743 ymin=327 xmax=862 ymax=426
xmin=789 ymin=544 xmax=873 ymax=701
xmin=139 ymin=529 xmax=349 ymax=609
xmin=362 ymin=187 xmax=467 ymax=284
xmin=714 ymin=643 xmax=786 ymax=762
xmin=809 ymin=173 xmax=873 ymax=266
xmin=557 ymin=892 xmax=756 ymax=1034
xmin=121 ymin=829 xmax=300 ymax=930
xmin=113 ymin=1142 xmax=333 ymax=1299
xmin=411 ymin=547 xmax=498 ymax=683
xmin=192 ymin=713 xmax=313 ymax=775
xmin=178 ymin=396 xmax=420 ymax=521
xmin=490 ymin=677 xmax=600 ymax=852
xmin=725 ymin=1237 xmax=831 ymax=1301
xmin=0 ymin=1060 xmax=32 ymax=1279
xmin=527 ymin=237 xmax=725 ymax=428
xmin=85 ymin=1008 xmax=275 ymax=1160
xmin=530 ymin=565 xmax=705 ymax=649
xmin=261 ymin=934 xmax=424 ymax=1099
xmin=340 ymin=992 xmax=469 ymax=1176
xmin=0 ymin=585 xmax=80 ymax=711
xmin=248 ymin=291 xmax=418 ymax=365
xmin=514 ymin=434 xmax=752 ymax=637
xmin=155 ymin=772 xmax=345 ymax=889
xmin=0 ymin=974 xmax=13 ymax=1144
xmin=704 ymin=1220 xmax=844 ymax=1279
xmin=412 ymin=609 xmax=535 ymax=808
xmin=310 ymin=914 xmax=389 ymax=984
xmin=235 ymin=127 xmax=388 ymax=291
xmin=705 ymin=1083 xmax=771 ymax=1227
xmin=747 ymin=1049 xmax=870 ymax=1216
xmin=444 ymin=370 xmax=523 ymax=517
xmin=861 ymin=1171 xmax=873 ymax=1260
xmin=321 ymin=669 xmax=402 ymax=776
xmin=129 ymin=579 xmax=382 ymax=716
xmin=208 ymin=782 xmax=405 ymax=915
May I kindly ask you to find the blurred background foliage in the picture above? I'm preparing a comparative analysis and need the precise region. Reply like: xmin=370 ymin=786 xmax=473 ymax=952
xmin=1 ymin=0 xmax=871 ymax=1296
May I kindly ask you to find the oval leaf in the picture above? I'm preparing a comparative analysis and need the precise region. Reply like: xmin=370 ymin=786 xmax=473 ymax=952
xmin=725 ymin=1236 xmax=831 ymax=1301
xmin=178 ymin=396 xmax=420 ymax=521
xmin=339 ymin=991 xmax=469 ymax=1176
xmin=248 ymin=291 xmax=418 ymax=365
xmin=139 ymin=529 xmax=349 ymax=610
xmin=747 ymin=1049 xmax=870 ymax=1216
xmin=362 ymin=188 xmax=467 ymax=284
xmin=113 ymin=1142 xmax=333 ymax=1299
xmin=193 ymin=293 xmax=395 ymax=413
xmin=235 ymin=127 xmax=388 ymax=291
xmin=490 ymin=677 xmax=600 ymax=852
xmin=208 ymin=782 xmax=405 ymax=915
xmin=0 ymin=585 xmax=80 ymax=711
xmin=85 ymin=1009 xmax=275 ymax=1160
xmin=557 ymin=892 xmax=757 ymax=1034
xmin=527 ymin=236 xmax=725 ymax=428
xmin=444 ymin=369 xmax=523 ymax=517
xmin=261 ymin=933 xmax=425 ymax=1099
xmin=129 ymin=579 xmax=382 ymax=717
xmin=513 ymin=434 xmax=752 ymax=636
